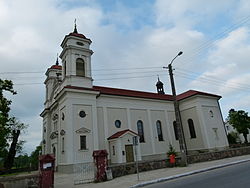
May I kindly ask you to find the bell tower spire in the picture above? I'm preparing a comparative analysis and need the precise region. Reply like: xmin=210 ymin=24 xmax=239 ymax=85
xmin=55 ymin=53 xmax=59 ymax=65
xmin=73 ymin=19 xmax=78 ymax=33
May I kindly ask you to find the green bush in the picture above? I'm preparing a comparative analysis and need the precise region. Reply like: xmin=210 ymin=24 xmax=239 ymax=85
xmin=227 ymin=132 xmax=239 ymax=144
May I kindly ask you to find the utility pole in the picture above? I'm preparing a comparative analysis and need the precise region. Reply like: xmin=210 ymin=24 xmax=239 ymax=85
xmin=164 ymin=51 xmax=188 ymax=166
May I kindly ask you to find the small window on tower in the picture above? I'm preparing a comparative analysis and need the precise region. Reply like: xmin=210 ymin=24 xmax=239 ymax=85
xmin=76 ymin=58 xmax=85 ymax=77
xmin=80 ymin=135 xmax=87 ymax=150
xmin=112 ymin=146 xmax=115 ymax=155
xmin=64 ymin=61 xmax=66 ymax=76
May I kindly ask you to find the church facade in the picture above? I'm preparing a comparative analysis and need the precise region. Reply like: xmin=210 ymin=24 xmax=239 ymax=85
xmin=41 ymin=28 xmax=229 ymax=172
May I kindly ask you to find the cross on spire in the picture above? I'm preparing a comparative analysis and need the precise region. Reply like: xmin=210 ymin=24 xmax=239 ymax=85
xmin=73 ymin=19 xmax=78 ymax=33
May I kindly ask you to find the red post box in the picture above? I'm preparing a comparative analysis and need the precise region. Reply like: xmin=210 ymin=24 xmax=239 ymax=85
xmin=169 ymin=154 xmax=176 ymax=165
xmin=39 ymin=154 xmax=55 ymax=188
xmin=93 ymin=150 xmax=108 ymax=182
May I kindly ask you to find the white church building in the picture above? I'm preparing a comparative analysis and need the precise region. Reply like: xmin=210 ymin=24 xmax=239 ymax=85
xmin=41 ymin=27 xmax=229 ymax=172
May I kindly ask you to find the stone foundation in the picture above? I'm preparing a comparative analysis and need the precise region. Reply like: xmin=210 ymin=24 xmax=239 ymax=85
xmin=187 ymin=146 xmax=250 ymax=163
xmin=109 ymin=158 xmax=180 ymax=178
xmin=0 ymin=173 xmax=39 ymax=188
xmin=109 ymin=146 xmax=250 ymax=178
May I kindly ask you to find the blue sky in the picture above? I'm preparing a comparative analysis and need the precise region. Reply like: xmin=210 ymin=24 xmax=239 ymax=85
xmin=0 ymin=0 xmax=250 ymax=154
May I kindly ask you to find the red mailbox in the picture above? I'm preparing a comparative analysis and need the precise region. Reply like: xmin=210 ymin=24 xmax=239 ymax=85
xmin=93 ymin=150 xmax=108 ymax=182
xmin=169 ymin=154 xmax=176 ymax=164
xmin=39 ymin=154 xmax=55 ymax=188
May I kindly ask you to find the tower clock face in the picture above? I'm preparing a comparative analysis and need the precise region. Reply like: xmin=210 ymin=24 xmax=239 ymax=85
xmin=115 ymin=120 xmax=121 ymax=128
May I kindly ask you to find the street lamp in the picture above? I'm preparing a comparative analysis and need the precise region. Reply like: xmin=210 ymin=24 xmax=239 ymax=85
xmin=164 ymin=51 xmax=188 ymax=166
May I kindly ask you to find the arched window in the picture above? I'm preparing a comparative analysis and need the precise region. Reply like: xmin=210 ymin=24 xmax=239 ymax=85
xmin=156 ymin=120 xmax=163 ymax=141
xmin=188 ymin=119 xmax=196 ymax=138
xmin=173 ymin=121 xmax=179 ymax=140
xmin=76 ymin=58 xmax=85 ymax=76
xmin=53 ymin=146 xmax=56 ymax=157
xmin=137 ymin=120 xmax=145 ymax=143
xmin=62 ymin=137 xmax=65 ymax=153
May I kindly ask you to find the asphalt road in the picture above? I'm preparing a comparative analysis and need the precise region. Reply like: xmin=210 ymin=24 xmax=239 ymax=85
xmin=145 ymin=160 xmax=250 ymax=188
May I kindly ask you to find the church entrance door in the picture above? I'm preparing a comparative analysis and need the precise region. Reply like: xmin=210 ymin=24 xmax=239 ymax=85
xmin=125 ymin=145 xmax=134 ymax=162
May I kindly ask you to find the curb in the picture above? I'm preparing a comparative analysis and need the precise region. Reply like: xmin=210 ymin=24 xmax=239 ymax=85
xmin=130 ymin=158 xmax=250 ymax=188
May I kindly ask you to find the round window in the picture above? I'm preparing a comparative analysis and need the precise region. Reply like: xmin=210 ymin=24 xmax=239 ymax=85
xmin=79 ymin=110 xmax=86 ymax=118
xmin=115 ymin=120 xmax=121 ymax=128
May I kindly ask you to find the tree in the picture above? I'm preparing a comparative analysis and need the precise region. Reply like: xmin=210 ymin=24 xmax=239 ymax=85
xmin=30 ymin=145 xmax=42 ymax=169
xmin=14 ymin=154 xmax=30 ymax=169
xmin=227 ymin=132 xmax=240 ymax=144
xmin=0 ymin=79 xmax=16 ymax=161
xmin=4 ymin=118 xmax=28 ymax=169
xmin=0 ymin=79 xmax=28 ymax=170
xmin=228 ymin=109 xmax=250 ymax=143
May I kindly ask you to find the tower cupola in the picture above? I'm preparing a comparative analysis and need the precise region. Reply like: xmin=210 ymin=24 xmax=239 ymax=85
xmin=59 ymin=23 xmax=93 ymax=88
xmin=156 ymin=77 xmax=165 ymax=94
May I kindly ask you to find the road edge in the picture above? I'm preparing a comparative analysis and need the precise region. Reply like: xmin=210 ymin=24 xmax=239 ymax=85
xmin=130 ymin=158 xmax=250 ymax=188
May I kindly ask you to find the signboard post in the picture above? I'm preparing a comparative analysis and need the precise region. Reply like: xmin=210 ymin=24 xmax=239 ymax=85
xmin=133 ymin=136 xmax=139 ymax=181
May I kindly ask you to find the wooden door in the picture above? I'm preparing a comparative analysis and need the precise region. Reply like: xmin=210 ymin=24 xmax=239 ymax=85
xmin=125 ymin=145 xmax=134 ymax=162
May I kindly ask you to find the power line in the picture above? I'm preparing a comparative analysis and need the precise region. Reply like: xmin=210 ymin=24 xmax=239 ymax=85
xmin=180 ymin=14 xmax=250 ymax=64
xmin=174 ymin=72 xmax=250 ymax=92
xmin=175 ymin=68 xmax=250 ymax=89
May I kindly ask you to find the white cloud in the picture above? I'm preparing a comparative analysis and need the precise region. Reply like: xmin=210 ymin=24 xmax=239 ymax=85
xmin=1 ymin=0 xmax=250 ymax=154
xmin=189 ymin=27 xmax=250 ymax=103
xmin=154 ymin=0 xmax=236 ymax=27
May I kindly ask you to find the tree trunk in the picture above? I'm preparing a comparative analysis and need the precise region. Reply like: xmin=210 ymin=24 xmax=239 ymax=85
xmin=4 ymin=130 xmax=20 ymax=170
xmin=243 ymin=133 xmax=248 ymax=144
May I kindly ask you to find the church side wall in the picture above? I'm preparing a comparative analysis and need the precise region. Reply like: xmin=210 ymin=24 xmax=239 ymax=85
xmin=179 ymin=96 xmax=229 ymax=152
xmin=200 ymin=99 xmax=229 ymax=150
xmin=97 ymin=95 xmax=177 ymax=161
xmin=151 ymin=110 xmax=173 ymax=155
xmin=107 ymin=108 xmax=129 ymax=136
xmin=97 ymin=107 xmax=105 ymax=149
xmin=180 ymin=107 xmax=205 ymax=150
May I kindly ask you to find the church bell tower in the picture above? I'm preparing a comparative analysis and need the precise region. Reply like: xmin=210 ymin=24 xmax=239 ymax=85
xmin=59 ymin=23 xmax=93 ymax=88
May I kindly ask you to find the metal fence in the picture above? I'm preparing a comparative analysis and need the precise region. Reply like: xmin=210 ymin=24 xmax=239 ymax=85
xmin=73 ymin=162 xmax=96 ymax=185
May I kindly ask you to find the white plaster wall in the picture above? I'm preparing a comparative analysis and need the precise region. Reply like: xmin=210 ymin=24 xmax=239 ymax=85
xmin=150 ymin=110 xmax=169 ymax=154
xmin=96 ymin=95 xmax=175 ymax=158
xmin=202 ymin=105 xmax=229 ymax=149
xmin=179 ymin=96 xmax=229 ymax=150
xmin=72 ymin=104 xmax=94 ymax=163
xmin=107 ymin=108 xmax=128 ymax=137
xmin=109 ymin=140 xmax=119 ymax=163
xmin=130 ymin=109 xmax=152 ymax=155
xmin=180 ymin=107 xmax=205 ymax=150
xmin=97 ymin=107 xmax=105 ymax=149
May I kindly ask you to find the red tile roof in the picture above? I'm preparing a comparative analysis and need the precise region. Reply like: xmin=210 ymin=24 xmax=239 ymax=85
xmin=49 ymin=65 xmax=62 ymax=70
xmin=64 ymin=85 xmax=221 ymax=101
xmin=108 ymin=129 xmax=138 ymax=140
xmin=177 ymin=90 xmax=221 ymax=101
xmin=67 ymin=32 xmax=91 ymax=41
xmin=93 ymin=86 xmax=174 ymax=101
